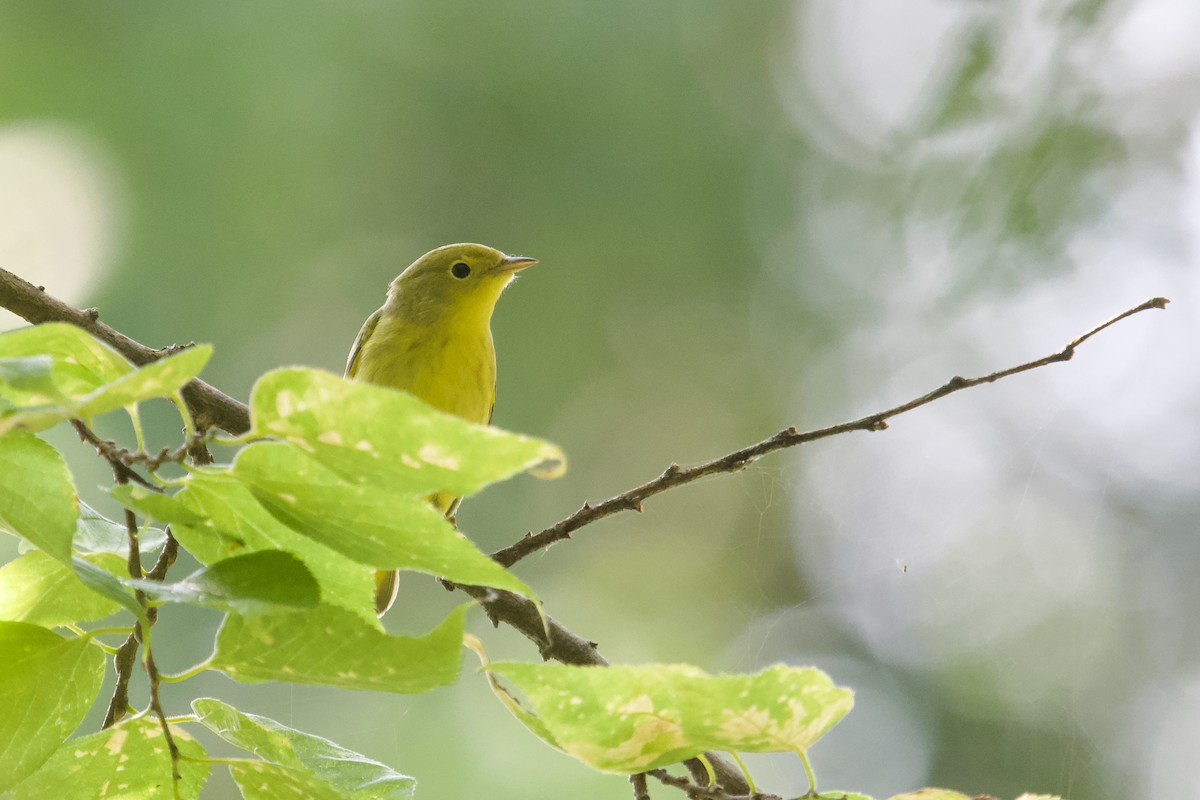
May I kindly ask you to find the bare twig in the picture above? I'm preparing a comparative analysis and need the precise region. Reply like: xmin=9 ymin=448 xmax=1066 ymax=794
xmin=143 ymin=646 xmax=182 ymax=787
xmin=101 ymin=633 xmax=140 ymax=729
xmin=102 ymin=525 xmax=179 ymax=729
xmin=72 ymin=417 xmax=204 ymax=483
xmin=79 ymin=415 xmax=150 ymax=731
xmin=71 ymin=420 xmax=160 ymax=491
xmin=0 ymin=267 xmax=249 ymax=434
xmin=75 ymin=415 xmax=185 ymax=789
xmin=630 ymin=772 xmax=652 ymax=800
xmin=492 ymin=297 xmax=1171 ymax=568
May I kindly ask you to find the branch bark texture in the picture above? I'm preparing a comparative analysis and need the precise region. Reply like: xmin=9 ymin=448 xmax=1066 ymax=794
xmin=0 ymin=267 xmax=249 ymax=434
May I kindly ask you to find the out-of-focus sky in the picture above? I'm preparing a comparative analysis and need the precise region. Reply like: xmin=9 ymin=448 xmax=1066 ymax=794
xmin=1 ymin=1 xmax=1196 ymax=798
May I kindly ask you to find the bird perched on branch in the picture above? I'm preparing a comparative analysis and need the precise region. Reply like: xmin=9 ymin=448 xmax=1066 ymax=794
xmin=346 ymin=243 xmax=537 ymax=615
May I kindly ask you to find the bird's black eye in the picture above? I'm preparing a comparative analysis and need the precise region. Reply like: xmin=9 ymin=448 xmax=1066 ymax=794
xmin=451 ymin=262 xmax=471 ymax=279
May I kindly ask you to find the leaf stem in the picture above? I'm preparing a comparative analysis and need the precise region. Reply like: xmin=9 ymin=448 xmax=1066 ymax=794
xmin=158 ymin=657 xmax=215 ymax=683
xmin=83 ymin=624 xmax=138 ymax=638
xmin=726 ymin=751 xmax=756 ymax=794
xmin=798 ymin=749 xmax=816 ymax=796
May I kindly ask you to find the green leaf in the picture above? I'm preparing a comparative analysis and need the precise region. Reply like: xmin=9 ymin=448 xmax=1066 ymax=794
xmin=77 ymin=345 xmax=212 ymax=418
xmin=230 ymin=441 xmax=536 ymax=599
xmin=0 ymin=550 xmax=125 ymax=626
xmin=0 ymin=622 xmax=106 ymax=792
xmin=818 ymin=794 xmax=872 ymax=800
xmin=229 ymin=763 xmax=348 ymax=800
xmin=0 ymin=325 xmax=211 ymax=432
xmin=127 ymin=551 xmax=319 ymax=615
xmin=109 ymin=483 xmax=206 ymax=527
xmin=212 ymin=603 xmax=464 ymax=693
xmin=485 ymin=662 xmax=854 ymax=774
xmin=0 ymin=324 xmax=135 ymax=433
xmin=71 ymin=556 xmax=147 ymax=626
xmin=0 ymin=430 xmax=78 ymax=562
xmin=249 ymin=367 xmax=565 ymax=499
xmin=0 ymin=323 xmax=131 ymax=396
xmin=172 ymin=473 xmax=378 ymax=628
xmin=193 ymin=698 xmax=416 ymax=799
xmin=6 ymin=716 xmax=209 ymax=800
xmin=74 ymin=500 xmax=167 ymax=555
xmin=0 ymin=355 xmax=65 ymax=406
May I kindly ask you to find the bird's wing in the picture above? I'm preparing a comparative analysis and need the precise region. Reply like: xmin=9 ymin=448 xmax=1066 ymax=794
xmin=345 ymin=307 xmax=383 ymax=378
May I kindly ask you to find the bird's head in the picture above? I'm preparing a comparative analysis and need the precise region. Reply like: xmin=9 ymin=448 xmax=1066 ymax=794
xmin=388 ymin=243 xmax=537 ymax=324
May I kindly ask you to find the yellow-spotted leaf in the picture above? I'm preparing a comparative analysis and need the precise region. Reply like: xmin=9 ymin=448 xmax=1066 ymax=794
xmin=212 ymin=603 xmax=464 ymax=693
xmin=6 ymin=716 xmax=209 ymax=800
xmin=193 ymin=698 xmax=416 ymax=799
xmin=485 ymin=662 xmax=853 ymax=774
xmin=0 ymin=622 xmax=106 ymax=792
xmin=76 ymin=344 xmax=211 ymax=419
xmin=229 ymin=441 xmax=536 ymax=600
xmin=0 ymin=430 xmax=78 ymax=563
xmin=172 ymin=473 xmax=379 ymax=628
xmin=248 ymin=367 xmax=564 ymax=499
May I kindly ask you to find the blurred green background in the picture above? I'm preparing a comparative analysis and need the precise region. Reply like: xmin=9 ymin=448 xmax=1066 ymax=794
xmin=1 ymin=1 xmax=1197 ymax=798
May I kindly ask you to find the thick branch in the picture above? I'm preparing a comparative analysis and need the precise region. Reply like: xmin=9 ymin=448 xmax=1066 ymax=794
xmin=493 ymin=297 xmax=1170 ymax=568
xmin=0 ymin=267 xmax=249 ymax=434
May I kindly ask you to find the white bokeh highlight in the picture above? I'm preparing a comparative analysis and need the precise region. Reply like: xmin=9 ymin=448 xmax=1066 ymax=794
xmin=0 ymin=122 xmax=118 ymax=330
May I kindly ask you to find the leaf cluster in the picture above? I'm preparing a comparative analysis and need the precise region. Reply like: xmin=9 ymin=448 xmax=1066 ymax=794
xmin=0 ymin=323 xmax=1060 ymax=800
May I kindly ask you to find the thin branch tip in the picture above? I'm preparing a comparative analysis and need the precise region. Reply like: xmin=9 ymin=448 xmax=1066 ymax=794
xmin=495 ymin=294 xmax=1167 ymax=569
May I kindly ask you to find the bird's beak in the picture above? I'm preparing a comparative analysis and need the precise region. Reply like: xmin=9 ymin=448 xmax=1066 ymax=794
xmin=495 ymin=254 xmax=538 ymax=273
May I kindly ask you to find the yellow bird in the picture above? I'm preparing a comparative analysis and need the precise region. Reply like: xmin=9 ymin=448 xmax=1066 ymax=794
xmin=345 ymin=243 xmax=537 ymax=615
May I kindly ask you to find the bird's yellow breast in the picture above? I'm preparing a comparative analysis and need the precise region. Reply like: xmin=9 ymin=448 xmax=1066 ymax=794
xmin=354 ymin=310 xmax=497 ymax=427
